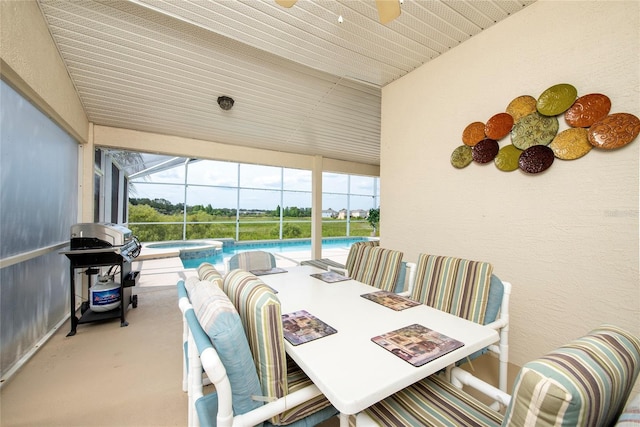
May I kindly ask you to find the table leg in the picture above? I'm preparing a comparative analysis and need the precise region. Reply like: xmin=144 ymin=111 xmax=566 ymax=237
xmin=339 ymin=412 xmax=349 ymax=427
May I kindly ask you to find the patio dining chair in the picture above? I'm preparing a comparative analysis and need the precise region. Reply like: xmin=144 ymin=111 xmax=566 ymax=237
xmin=221 ymin=269 xmax=338 ymax=426
xmin=407 ymin=254 xmax=511 ymax=393
xmin=328 ymin=244 xmax=407 ymax=292
xmin=225 ymin=250 xmax=276 ymax=273
xmin=343 ymin=240 xmax=379 ymax=274
xmin=183 ymin=274 xmax=337 ymax=427
xmin=357 ymin=324 xmax=640 ymax=427
xmin=178 ymin=263 xmax=224 ymax=394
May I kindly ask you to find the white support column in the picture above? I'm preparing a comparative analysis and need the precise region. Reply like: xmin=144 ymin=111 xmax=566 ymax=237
xmin=80 ymin=122 xmax=95 ymax=223
xmin=311 ymin=156 xmax=323 ymax=260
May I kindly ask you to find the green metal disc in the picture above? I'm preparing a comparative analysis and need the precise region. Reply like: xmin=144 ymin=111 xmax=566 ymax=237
xmin=451 ymin=145 xmax=473 ymax=169
xmin=537 ymin=83 xmax=577 ymax=116
xmin=494 ymin=144 xmax=522 ymax=171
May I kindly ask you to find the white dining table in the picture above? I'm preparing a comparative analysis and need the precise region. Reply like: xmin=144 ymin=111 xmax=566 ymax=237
xmin=259 ymin=265 xmax=499 ymax=427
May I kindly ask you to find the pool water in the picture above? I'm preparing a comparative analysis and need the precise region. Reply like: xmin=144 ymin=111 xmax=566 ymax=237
xmin=180 ymin=237 xmax=370 ymax=269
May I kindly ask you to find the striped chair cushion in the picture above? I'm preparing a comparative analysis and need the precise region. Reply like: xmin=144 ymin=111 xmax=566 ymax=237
xmin=411 ymin=254 xmax=493 ymax=324
xmin=300 ymin=258 xmax=346 ymax=271
xmin=188 ymin=281 xmax=263 ymax=416
xmin=184 ymin=275 xmax=201 ymax=296
xmin=281 ymin=356 xmax=338 ymax=425
xmin=345 ymin=240 xmax=380 ymax=274
xmin=503 ymin=324 xmax=640 ymax=427
xmin=197 ymin=262 xmax=223 ymax=286
xmin=228 ymin=250 xmax=276 ymax=271
xmin=364 ymin=374 xmax=502 ymax=427
xmin=350 ymin=246 xmax=403 ymax=292
xmin=222 ymin=270 xmax=334 ymax=425
xmin=364 ymin=326 xmax=640 ymax=427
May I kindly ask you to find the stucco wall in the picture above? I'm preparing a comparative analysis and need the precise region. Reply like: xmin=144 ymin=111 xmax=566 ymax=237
xmin=0 ymin=1 xmax=88 ymax=144
xmin=380 ymin=0 xmax=639 ymax=377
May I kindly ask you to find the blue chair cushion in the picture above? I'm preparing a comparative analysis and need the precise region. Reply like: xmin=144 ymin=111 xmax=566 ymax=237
xmin=455 ymin=274 xmax=504 ymax=364
xmin=393 ymin=261 xmax=408 ymax=293
xmin=189 ymin=281 xmax=263 ymax=417
xmin=484 ymin=274 xmax=504 ymax=325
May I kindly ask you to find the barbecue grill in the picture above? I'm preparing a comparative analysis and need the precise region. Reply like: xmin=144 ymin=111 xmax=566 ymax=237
xmin=62 ymin=223 xmax=141 ymax=336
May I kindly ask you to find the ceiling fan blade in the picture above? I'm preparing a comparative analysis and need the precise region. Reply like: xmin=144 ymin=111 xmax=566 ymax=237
xmin=375 ymin=0 xmax=401 ymax=24
xmin=275 ymin=0 xmax=298 ymax=8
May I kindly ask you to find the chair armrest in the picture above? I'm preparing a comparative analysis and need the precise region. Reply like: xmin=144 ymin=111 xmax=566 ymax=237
xmin=484 ymin=318 xmax=508 ymax=331
xmin=327 ymin=265 xmax=348 ymax=276
xmin=450 ymin=367 xmax=511 ymax=407
xmin=178 ymin=296 xmax=192 ymax=315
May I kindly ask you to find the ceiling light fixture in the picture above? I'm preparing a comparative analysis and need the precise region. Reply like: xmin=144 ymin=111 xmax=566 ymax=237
xmin=217 ymin=96 xmax=234 ymax=111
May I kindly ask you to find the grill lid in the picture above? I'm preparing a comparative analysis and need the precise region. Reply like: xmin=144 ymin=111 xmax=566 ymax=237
xmin=70 ymin=223 xmax=133 ymax=248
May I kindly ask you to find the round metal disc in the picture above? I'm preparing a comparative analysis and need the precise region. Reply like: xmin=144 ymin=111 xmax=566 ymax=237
xmin=549 ymin=128 xmax=591 ymax=160
xmin=537 ymin=83 xmax=577 ymax=116
xmin=494 ymin=144 xmax=522 ymax=171
xmin=588 ymin=113 xmax=640 ymax=150
xmin=485 ymin=113 xmax=514 ymax=140
xmin=462 ymin=122 xmax=486 ymax=146
xmin=472 ymin=139 xmax=499 ymax=164
xmin=511 ymin=112 xmax=559 ymax=150
xmin=564 ymin=93 xmax=611 ymax=128
xmin=519 ymin=145 xmax=555 ymax=174
xmin=451 ymin=145 xmax=473 ymax=168
xmin=506 ymin=95 xmax=537 ymax=123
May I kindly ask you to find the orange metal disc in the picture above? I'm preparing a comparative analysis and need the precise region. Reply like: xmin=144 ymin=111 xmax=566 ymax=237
xmin=588 ymin=113 xmax=640 ymax=149
xmin=564 ymin=93 xmax=611 ymax=128
xmin=485 ymin=113 xmax=514 ymax=140
xmin=462 ymin=122 xmax=486 ymax=146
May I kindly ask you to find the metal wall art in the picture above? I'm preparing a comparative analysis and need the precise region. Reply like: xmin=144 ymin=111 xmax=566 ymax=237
xmin=451 ymin=84 xmax=640 ymax=174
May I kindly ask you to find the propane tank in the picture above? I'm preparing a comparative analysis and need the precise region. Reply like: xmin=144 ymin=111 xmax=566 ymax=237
xmin=90 ymin=275 xmax=121 ymax=312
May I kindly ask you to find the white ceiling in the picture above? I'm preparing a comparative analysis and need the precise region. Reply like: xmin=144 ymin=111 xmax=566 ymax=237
xmin=37 ymin=0 xmax=535 ymax=166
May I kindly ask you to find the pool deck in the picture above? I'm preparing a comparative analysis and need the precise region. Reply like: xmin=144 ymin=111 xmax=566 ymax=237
xmin=132 ymin=247 xmax=351 ymax=287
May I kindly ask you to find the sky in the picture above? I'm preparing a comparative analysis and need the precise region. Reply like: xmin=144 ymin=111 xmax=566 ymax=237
xmin=129 ymin=158 xmax=379 ymax=211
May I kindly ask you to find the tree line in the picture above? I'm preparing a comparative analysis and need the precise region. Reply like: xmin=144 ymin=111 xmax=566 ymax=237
xmin=129 ymin=198 xmax=313 ymax=218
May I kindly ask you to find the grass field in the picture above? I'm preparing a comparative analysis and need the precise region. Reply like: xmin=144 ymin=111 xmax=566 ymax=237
xmin=129 ymin=218 xmax=374 ymax=242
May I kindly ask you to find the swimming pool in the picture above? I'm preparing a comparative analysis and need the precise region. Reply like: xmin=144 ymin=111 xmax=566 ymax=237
xmin=180 ymin=237 xmax=372 ymax=269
